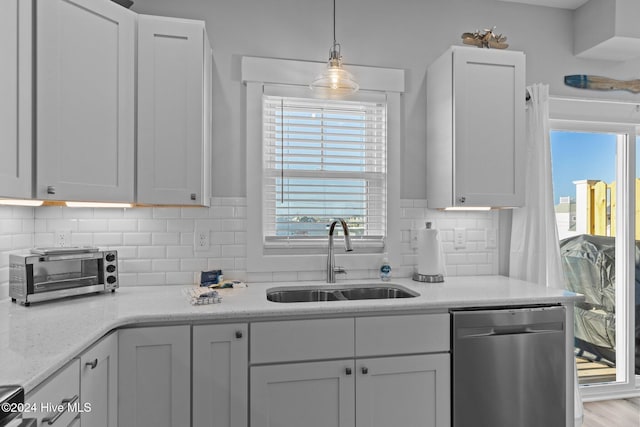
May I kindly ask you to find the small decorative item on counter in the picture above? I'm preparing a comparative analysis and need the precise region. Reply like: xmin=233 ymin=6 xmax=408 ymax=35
xmin=379 ymin=253 xmax=392 ymax=281
xmin=214 ymin=279 xmax=248 ymax=289
xmin=200 ymin=269 xmax=223 ymax=286
xmin=461 ymin=26 xmax=508 ymax=49
xmin=184 ymin=286 xmax=222 ymax=305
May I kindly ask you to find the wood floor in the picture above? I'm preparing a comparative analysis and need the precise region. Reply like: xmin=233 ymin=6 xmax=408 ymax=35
xmin=582 ymin=397 xmax=640 ymax=427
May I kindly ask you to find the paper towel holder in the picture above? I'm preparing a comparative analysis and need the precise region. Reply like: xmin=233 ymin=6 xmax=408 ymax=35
xmin=412 ymin=272 xmax=444 ymax=282
xmin=412 ymin=222 xmax=444 ymax=283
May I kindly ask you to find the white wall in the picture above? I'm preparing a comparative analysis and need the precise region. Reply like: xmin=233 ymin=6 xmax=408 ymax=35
xmin=132 ymin=0 xmax=640 ymax=199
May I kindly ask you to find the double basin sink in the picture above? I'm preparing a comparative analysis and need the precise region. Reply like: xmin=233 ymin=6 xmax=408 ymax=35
xmin=266 ymin=283 xmax=419 ymax=303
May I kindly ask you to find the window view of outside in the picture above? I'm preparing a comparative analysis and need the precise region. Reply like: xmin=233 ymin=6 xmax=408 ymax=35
xmin=263 ymin=96 xmax=386 ymax=243
xmin=551 ymin=130 xmax=619 ymax=385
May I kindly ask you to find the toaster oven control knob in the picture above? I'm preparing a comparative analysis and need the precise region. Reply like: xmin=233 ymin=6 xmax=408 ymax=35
xmin=107 ymin=276 xmax=117 ymax=284
xmin=105 ymin=253 xmax=116 ymax=262
xmin=106 ymin=265 xmax=116 ymax=273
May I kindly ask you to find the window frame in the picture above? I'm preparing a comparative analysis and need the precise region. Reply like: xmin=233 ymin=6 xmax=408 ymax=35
xmin=549 ymin=96 xmax=639 ymax=399
xmin=242 ymin=56 xmax=404 ymax=273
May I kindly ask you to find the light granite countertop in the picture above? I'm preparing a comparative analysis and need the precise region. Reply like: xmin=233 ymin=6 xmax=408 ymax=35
xmin=0 ymin=275 xmax=582 ymax=393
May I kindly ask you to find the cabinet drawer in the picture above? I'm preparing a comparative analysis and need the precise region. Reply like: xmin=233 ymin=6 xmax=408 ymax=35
xmin=356 ymin=314 xmax=450 ymax=356
xmin=251 ymin=318 xmax=354 ymax=363
xmin=26 ymin=359 xmax=80 ymax=426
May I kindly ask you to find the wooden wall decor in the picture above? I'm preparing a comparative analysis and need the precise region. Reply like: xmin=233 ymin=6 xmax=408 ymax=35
xmin=564 ymin=75 xmax=640 ymax=93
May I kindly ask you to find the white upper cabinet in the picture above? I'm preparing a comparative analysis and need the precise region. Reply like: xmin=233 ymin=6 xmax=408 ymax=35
xmin=0 ymin=0 xmax=32 ymax=199
xmin=36 ymin=0 xmax=136 ymax=202
xmin=137 ymin=15 xmax=212 ymax=206
xmin=427 ymin=46 xmax=525 ymax=209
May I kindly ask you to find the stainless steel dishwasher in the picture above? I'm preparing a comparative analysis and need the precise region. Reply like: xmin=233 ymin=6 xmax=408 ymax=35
xmin=452 ymin=305 xmax=566 ymax=427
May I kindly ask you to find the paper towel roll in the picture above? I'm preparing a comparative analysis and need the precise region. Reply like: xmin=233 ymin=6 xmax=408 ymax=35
xmin=417 ymin=225 xmax=444 ymax=276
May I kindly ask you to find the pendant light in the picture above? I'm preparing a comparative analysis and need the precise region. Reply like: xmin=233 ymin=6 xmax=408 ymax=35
xmin=310 ymin=0 xmax=359 ymax=96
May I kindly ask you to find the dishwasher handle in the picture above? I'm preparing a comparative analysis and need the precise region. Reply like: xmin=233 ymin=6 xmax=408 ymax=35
xmin=457 ymin=321 xmax=564 ymax=339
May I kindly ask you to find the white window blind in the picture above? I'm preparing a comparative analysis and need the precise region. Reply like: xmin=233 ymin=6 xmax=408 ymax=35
xmin=262 ymin=95 xmax=387 ymax=248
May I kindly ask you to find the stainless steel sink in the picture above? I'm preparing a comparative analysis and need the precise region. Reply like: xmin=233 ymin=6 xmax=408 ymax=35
xmin=266 ymin=284 xmax=418 ymax=303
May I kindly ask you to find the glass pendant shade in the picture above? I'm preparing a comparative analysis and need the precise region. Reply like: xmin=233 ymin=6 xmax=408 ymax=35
xmin=310 ymin=0 xmax=358 ymax=97
xmin=310 ymin=44 xmax=359 ymax=96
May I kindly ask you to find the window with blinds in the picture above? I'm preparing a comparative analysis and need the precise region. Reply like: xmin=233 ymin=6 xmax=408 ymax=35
xmin=262 ymin=95 xmax=387 ymax=248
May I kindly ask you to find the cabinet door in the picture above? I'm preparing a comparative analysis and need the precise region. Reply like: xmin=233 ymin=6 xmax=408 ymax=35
xmin=80 ymin=331 xmax=117 ymax=427
xmin=118 ymin=326 xmax=190 ymax=427
xmin=193 ymin=324 xmax=248 ymax=427
xmin=251 ymin=360 xmax=355 ymax=427
xmin=356 ymin=354 xmax=450 ymax=427
xmin=26 ymin=359 xmax=80 ymax=427
xmin=36 ymin=0 xmax=135 ymax=202
xmin=453 ymin=47 xmax=525 ymax=207
xmin=0 ymin=0 xmax=32 ymax=199
xmin=137 ymin=15 xmax=210 ymax=206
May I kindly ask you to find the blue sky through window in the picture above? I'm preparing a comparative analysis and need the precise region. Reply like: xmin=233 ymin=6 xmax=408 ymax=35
xmin=550 ymin=131 xmax=617 ymax=205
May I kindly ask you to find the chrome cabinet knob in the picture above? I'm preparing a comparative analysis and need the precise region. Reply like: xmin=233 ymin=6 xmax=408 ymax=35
xmin=47 ymin=186 xmax=56 ymax=195
xmin=235 ymin=330 xmax=243 ymax=339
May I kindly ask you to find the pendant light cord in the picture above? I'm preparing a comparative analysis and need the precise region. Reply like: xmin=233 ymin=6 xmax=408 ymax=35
xmin=333 ymin=0 xmax=336 ymax=46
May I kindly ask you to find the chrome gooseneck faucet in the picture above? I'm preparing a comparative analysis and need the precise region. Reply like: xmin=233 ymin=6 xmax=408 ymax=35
xmin=326 ymin=218 xmax=353 ymax=283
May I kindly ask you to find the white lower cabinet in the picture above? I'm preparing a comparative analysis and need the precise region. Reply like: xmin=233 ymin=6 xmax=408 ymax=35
xmin=250 ymin=315 xmax=451 ymax=427
xmin=193 ymin=323 xmax=248 ymax=427
xmin=118 ymin=325 xmax=191 ymax=427
xmin=80 ymin=331 xmax=118 ymax=427
xmin=356 ymin=354 xmax=450 ymax=427
xmin=26 ymin=359 xmax=80 ymax=427
xmin=251 ymin=360 xmax=356 ymax=427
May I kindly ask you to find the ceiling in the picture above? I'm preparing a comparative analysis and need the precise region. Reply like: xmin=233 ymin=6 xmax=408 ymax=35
xmin=498 ymin=0 xmax=589 ymax=9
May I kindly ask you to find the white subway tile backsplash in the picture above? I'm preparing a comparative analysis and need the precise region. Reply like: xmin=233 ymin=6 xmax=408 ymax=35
xmin=138 ymin=219 xmax=167 ymax=232
xmin=109 ymin=219 xmax=138 ymax=232
xmin=78 ymin=219 xmax=108 ymax=232
xmin=151 ymin=259 xmax=179 ymax=273
xmin=93 ymin=233 xmax=123 ymax=246
xmin=138 ymin=246 xmax=166 ymax=259
xmin=0 ymin=198 xmax=501 ymax=290
xmin=151 ymin=232 xmax=180 ymax=246
xmin=167 ymin=219 xmax=194 ymax=233
xmin=123 ymin=233 xmax=152 ymax=246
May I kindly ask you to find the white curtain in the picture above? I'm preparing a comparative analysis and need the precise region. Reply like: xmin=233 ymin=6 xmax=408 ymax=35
xmin=509 ymin=83 xmax=583 ymax=425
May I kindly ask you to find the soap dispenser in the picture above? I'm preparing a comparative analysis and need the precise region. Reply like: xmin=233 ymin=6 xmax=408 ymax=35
xmin=379 ymin=253 xmax=392 ymax=281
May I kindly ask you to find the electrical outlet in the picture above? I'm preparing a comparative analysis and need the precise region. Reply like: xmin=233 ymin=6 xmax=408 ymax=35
xmin=55 ymin=230 xmax=71 ymax=247
xmin=194 ymin=228 xmax=210 ymax=251
xmin=453 ymin=227 xmax=466 ymax=249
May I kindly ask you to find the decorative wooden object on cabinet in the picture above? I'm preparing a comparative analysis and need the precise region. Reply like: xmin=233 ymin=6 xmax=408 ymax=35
xmin=80 ymin=331 xmax=118 ymax=427
xmin=427 ymin=46 xmax=525 ymax=209
xmin=26 ymin=359 xmax=81 ymax=427
xmin=192 ymin=324 xmax=248 ymax=427
xmin=0 ymin=0 xmax=32 ymax=199
xmin=36 ymin=0 xmax=136 ymax=202
xmin=118 ymin=326 xmax=191 ymax=427
xmin=137 ymin=15 xmax=212 ymax=206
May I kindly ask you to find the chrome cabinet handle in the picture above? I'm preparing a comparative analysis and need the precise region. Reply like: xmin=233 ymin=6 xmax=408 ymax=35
xmin=190 ymin=193 xmax=197 ymax=201
xmin=47 ymin=186 xmax=56 ymax=195
xmin=42 ymin=394 xmax=79 ymax=425
xmin=457 ymin=196 xmax=466 ymax=204
xmin=361 ymin=367 xmax=369 ymax=375
xmin=235 ymin=330 xmax=243 ymax=339
xmin=85 ymin=358 xmax=98 ymax=369
xmin=345 ymin=367 xmax=352 ymax=375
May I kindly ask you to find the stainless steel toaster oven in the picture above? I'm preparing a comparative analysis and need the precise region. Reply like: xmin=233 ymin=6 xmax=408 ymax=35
xmin=9 ymin=247 xmax=118 ymax=306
